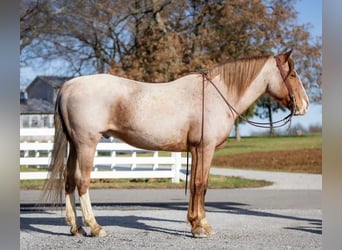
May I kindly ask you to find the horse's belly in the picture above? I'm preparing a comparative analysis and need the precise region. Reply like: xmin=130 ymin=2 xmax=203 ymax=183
xmin=112 ymin=128 xmax=188 ymax=152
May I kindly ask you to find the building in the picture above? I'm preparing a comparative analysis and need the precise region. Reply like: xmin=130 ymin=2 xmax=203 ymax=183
xmin=20 ymin=76 xmax=71 ymax=128
xmin=26 ymin=76 xmax=71 ymax=105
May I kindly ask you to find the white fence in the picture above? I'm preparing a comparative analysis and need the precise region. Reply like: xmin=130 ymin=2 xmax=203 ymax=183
xmin=20 ymin=128 xmax=190 ymax=183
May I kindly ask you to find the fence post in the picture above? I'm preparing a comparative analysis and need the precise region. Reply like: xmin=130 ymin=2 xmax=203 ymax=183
xmin=172 ymin=152 xmax=181 ymax=183
xmin=110 ymin=150 xmax=116 ymax=170
xmin=131 ymin=151 xmax=137 ymax=170
xmin=153 ymin=151 xmax=158 ymax=170
xmin=34 ymin=141 xmax=40 ymax=168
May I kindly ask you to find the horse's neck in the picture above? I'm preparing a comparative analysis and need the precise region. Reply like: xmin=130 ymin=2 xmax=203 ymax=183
xmin=224 ymin=66 xmax=269 ymax=117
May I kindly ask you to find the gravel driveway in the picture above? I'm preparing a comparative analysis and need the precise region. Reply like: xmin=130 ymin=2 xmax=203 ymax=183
xmin=20 ymin=169 xmax=322 ymax=249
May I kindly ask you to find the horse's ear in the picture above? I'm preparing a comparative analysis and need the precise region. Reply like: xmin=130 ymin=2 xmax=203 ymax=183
xmin=281 ymin=49 xmax=293 ymax=63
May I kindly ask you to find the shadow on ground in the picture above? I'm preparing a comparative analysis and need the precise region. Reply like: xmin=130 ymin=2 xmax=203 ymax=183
xmin=20 ymin=201 xmax=322 ymax=237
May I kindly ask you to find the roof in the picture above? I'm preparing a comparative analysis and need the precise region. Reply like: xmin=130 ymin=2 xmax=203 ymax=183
xmin=20 ymin=98 xmax=55 ymax=114
xmin=26 ymin=76 xmax=72 ymax=91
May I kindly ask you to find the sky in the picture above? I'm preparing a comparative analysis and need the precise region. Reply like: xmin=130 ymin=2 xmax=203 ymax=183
xmin=296 ymin=0 xmax=322 ymax=37
xmin=20 ymin=0 xmax=322 ymax=136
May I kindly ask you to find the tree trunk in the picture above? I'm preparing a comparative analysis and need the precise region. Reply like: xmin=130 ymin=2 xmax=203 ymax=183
xmin=267 ymin=101 xmax=274 ymax=136
xmin=235 ymin=123 xmax=241 ymax=141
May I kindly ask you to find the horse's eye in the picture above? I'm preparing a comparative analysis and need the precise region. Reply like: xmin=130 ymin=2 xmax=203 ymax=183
xmin=290 ymin=73 xmax=296 ymax=78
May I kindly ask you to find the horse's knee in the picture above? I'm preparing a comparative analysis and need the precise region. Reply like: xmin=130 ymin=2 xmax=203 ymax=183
xmin=191 ymin=179 xmax=206 ymax=194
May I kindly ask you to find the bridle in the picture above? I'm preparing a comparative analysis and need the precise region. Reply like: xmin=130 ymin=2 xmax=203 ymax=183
xmin=200 ymin=56 xmax=297 ymax=129
xmin=274 ymin=55 xmax=298 ymax=114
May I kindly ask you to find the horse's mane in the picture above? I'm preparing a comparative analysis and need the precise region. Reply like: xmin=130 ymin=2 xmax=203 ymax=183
xmin=207 ymin=55 xmax=271 ymax=96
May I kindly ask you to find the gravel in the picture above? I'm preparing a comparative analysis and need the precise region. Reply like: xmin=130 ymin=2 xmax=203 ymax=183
xmin=20 ymin=169 xmax=322 ymax=249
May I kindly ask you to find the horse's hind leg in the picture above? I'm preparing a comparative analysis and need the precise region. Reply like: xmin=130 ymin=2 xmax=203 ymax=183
xmin=76 ymin=141 xmax=107 ymax=237
xmin=64 ymin=143 xmax=86 ymax=236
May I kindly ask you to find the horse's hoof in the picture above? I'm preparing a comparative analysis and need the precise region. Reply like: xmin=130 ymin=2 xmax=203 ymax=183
xmin=191 ymin=224 xmax=214 ymax=238
xmin=97 ymin=229 xmax=107 ymax=237
xmin=191 ymin=226 xmax=210 ymax=238
xmin=91 ymin=228 xmax=107 ymax=237
xmin=71 ymin=226 xmax=87 ymax=237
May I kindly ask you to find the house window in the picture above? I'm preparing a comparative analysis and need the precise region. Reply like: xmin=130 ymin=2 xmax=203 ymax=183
xmin=21 ymin=116 xmax=29 ymax=128
xmin=31 ymin=116 xmax=39 ymax=127
xmin=43 ymin=115 xmax=50 ymax=127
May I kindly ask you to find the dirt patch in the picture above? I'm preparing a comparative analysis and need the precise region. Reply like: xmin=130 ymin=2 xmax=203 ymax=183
xmin=212 ymin=148 xmax=322 ymax=174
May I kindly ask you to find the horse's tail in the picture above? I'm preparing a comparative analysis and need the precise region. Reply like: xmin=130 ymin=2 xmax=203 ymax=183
xmin=41 ymin=95 xmax=68 ymax=206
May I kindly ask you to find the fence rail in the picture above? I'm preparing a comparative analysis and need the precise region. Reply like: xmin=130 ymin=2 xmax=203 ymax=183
xmin=20 ymin=128 xmax=190 ymax=183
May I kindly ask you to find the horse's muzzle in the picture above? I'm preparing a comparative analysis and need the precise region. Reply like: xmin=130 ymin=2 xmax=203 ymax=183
xmin=293 ymin=98 xmax=309 ymax=116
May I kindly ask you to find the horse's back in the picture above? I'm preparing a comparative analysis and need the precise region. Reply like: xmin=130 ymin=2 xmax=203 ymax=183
xmin=62 ymin=74 xmax=136 ymax=91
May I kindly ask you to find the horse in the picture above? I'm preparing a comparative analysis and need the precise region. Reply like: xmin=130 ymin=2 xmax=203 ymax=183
xmin=43 ymin=50 xmax=309 ymax=238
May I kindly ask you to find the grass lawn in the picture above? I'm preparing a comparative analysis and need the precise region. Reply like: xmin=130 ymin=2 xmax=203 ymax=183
xmin=214 ymin=133 xmax=322 ymax=156
xmin=213 ymin=133 xmax=322 ymax=174
xmin=20 ymin=175 xmax=272 ymax=190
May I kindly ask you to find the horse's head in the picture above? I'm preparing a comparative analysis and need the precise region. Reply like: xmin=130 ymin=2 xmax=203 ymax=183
xmin=267 ymin=50 xmax=309 ymax=115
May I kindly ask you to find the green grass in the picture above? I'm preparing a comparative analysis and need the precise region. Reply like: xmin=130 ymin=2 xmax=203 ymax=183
xmin=20 ymin=175 xmax=272 ymax=190
xmin=20 ymin=166 xmax=49 ymax=171
xmin=214 ymin=133 xmax=322 ymax=157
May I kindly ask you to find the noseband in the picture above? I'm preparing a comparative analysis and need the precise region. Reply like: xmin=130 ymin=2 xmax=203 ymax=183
xmin=274 ymin=55 xmax=297 ymax=114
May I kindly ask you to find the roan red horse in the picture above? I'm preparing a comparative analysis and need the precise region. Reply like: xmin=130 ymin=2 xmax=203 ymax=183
xmin=43 ymin=50 xmax=309 ymax=237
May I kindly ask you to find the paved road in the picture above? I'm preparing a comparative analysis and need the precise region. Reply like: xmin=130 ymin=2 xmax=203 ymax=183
xmin=20 ymin=169 xmax=322 ymax=250
xmin=210 ymin=167 xmax=322 ymax=190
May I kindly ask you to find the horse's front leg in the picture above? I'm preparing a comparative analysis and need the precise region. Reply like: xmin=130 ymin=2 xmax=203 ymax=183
xmin=187 ymin=146 xmax=215 ymax=238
